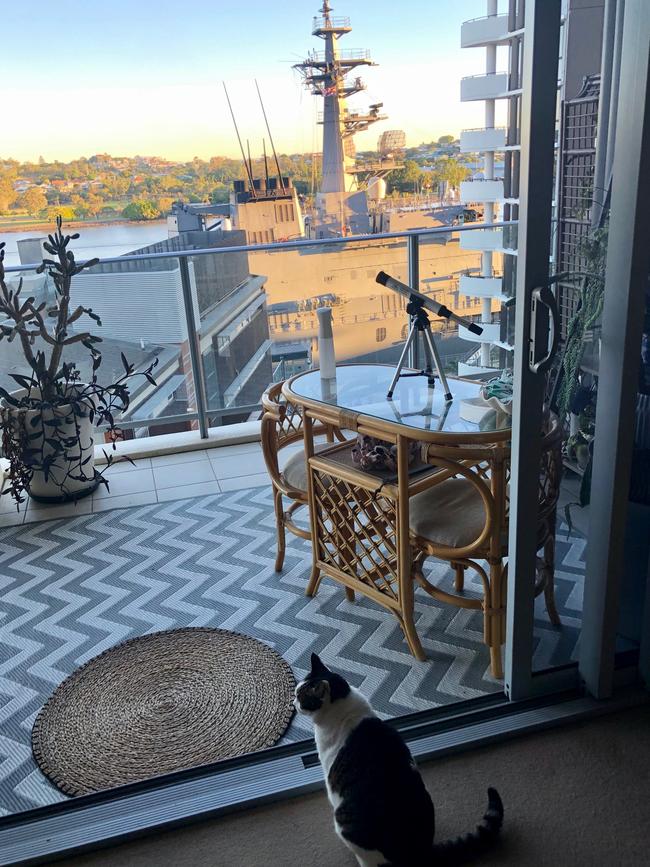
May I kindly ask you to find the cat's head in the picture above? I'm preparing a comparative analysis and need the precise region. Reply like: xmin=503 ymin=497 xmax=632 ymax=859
xmin=294 ymin=653 xmax=351 ymax=715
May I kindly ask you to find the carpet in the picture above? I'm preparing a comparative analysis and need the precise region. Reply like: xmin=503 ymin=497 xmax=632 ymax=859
xmin=31 ymin=628 xmax=296 ymax=796
xmin=0 ymin=484 xmax=585 ymax=813
xmin=52 ymin=705 xmax=650 ymax=867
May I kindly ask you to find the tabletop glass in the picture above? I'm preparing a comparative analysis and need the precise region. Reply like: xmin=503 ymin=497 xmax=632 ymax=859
xmin=286 ymin=364 xmax=512 ymax=435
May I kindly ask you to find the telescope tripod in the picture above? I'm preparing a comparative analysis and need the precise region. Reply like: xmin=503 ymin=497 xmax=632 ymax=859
xmin=387 ymin=296 xmax=453 ymax=401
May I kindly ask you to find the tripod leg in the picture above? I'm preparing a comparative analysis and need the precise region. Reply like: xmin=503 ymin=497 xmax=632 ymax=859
xmin=423 ymin=326 xmax=453 ymax=401
xmin=420 ymin=323 xmax=436 ymax=385
xmin=387 ymin=320 xmax=418 ymax=398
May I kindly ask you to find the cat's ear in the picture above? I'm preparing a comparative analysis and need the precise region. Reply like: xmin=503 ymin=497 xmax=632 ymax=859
xmin=310 ymin=652 xmax=329 ymax=675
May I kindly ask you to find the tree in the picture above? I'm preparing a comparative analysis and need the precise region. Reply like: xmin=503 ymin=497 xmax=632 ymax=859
xmin=209 ymin=185 xmax=230 ymax=204
xmin=103 ymin=175 xmax=130 ymax=198
xmin=0 ymin=177 xmax=17 ymax=212
xmin=388 ymin=160 xmax=423 ymax=194
xmin=84 ymin=192 xmax=104 ymax=218
xmin=439 ymin=158 xmax=470 ymax=201
xmin=47 ymin=205 xmax=76 ymax=221
xmin=156 ymin=196 xmax=174 ymax=215
xmin=70 ymin=194 xmax=90 ymax=219
xmin=122 ymin=199 xmax=161 ymax=221
xmin=437 ymin=134 xmax=455 ymax=146
xmin=17 ymin=187 xmax=48 ymax=216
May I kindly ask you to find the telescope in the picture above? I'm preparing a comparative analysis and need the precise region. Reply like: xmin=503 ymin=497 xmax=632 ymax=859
xmin=375 ymin=271 xmax=484 ymax=400
xmin=376 ymin=271 xmax=483 ymax=335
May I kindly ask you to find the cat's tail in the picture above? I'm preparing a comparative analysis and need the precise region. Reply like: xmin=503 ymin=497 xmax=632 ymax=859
xmin=431 ymin=787 xmax=504 ymax=865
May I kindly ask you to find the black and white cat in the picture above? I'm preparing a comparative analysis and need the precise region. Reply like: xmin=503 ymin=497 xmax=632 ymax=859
xmin=295 ymin=653 xmax=504 ymax=867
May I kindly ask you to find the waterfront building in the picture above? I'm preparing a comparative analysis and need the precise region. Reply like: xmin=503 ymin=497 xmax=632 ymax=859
xmin=457 ymin=0 xmax=524 ymax=376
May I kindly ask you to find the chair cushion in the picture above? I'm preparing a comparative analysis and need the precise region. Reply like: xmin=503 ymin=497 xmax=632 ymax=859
xmin=409 ymin=478 xmax=487 ymax=549
xmin=281 ymin=443 xmax=332 ymax=492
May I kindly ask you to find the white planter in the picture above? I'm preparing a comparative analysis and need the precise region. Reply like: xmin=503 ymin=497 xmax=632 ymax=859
xmin=0 ymin=387 xmax=98 ymax=503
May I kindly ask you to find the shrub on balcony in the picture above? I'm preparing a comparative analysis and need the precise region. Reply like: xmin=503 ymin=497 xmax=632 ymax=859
xmin=0 ymin=217 xmax=158 ymax=506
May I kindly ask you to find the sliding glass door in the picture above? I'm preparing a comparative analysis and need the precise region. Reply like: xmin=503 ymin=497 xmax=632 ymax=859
xmin=506 ymin=0 xmax=650 ymax=701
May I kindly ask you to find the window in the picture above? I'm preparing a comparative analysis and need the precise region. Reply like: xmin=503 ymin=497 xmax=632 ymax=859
xmin=376 ymin=327 xmax=387 ymax=342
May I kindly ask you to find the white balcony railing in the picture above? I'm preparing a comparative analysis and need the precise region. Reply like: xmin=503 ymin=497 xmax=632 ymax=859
xmin=459 ymin=274 xmax=506 ymax=299
xmin=457 ymin=360 xmax=501 ymax=377
xmin=460 ymin=178 xmax=505 ymax=203
xmin=459 ymin=322 xmax=501 ymax=344
xmin=459 ymin=228 xmax=504 ymax=252
xmin=460 ymin=127 xmax=507 ymax=153
xmin=460 ymin=72 xmax=510 ymax=102
xmin=461 ymin=13 xmax=511 ymax=48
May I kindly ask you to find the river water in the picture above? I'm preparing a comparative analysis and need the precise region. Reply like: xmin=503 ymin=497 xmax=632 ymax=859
xmin=1 ymin=221 xmax=170 ymax=267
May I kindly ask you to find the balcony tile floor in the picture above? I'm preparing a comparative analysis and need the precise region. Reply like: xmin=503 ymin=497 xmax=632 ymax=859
xmin=0 ymin=442 xmax=586 ymax=816
xmin=0 ymin=440 xmax=281 ymax=529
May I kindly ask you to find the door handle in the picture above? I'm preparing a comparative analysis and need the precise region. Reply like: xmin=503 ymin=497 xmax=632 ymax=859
xmin=529 ymin=285 xmax=560 ymax=374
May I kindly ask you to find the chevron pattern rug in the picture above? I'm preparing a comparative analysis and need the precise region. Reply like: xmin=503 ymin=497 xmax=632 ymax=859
xmin=0 ymin=485 xmax=586 ymax=815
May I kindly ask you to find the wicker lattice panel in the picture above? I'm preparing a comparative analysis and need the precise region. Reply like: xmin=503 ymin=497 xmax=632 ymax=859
xmin=312 ymin=468 xmax=399 ymax=601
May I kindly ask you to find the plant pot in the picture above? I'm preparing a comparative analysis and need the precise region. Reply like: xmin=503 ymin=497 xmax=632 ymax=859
xmin=0 ymin=387 xmax=99 ymax=504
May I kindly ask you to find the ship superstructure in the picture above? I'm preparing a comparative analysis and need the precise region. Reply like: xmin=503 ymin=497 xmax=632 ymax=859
xmin=295 ymin=1 xmax=399 ymax=236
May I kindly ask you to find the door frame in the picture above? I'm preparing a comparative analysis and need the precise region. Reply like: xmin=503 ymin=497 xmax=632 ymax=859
xmin=579 ymin=0 xmax=650 ymax=698
xmin=505 ymin=0 xmax=563 ymax=701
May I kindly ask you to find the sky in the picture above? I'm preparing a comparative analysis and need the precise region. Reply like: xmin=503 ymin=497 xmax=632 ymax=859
xmin=2 ymin=0 xmax=495 ymax=162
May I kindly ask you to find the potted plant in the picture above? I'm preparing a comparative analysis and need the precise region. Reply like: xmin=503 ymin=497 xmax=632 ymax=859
xmin=0 ymin=217 xmax=158 ymax=506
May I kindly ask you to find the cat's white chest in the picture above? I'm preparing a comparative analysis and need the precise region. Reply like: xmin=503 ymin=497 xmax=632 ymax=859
xmin=314 ymin=729 xmax=343 ymax=806
xmin=311 ymin=689 xmax=375 ymax=809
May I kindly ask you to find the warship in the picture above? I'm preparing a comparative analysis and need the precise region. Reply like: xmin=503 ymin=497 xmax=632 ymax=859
xmin=173 ymin=2 xmax=503 ymax=370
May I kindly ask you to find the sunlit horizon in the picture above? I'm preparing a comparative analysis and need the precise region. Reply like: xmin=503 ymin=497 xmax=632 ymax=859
xmin=2 ymin=0 xmax=494 ymax=163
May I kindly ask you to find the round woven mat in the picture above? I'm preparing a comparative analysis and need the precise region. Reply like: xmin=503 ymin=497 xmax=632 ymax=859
xmin=32 ymin=628 xmax=296 ymax=796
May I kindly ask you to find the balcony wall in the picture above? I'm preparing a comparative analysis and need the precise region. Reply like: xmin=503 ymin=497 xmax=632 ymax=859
xmin=460 ymin=179 xmax=505 ymax=203
xmin=460 ymin=127 xmax=507 ymax=152
xmin=461 ymin=14 xmax=510 ymax=48
xmin=460 ymin=72 xmax=510 ymax=102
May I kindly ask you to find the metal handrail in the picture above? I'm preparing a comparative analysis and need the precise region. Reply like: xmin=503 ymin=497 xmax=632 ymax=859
xmin=313 ymin=15 xmax=351 ymax=28
xmin=2 ymin=221 xmax=518 ymax=439
xmin=462 ymin=13 xmax=509 ymax=26
xmin=461 ymin=71 xmax=510 ymax=81
xmin=3 ymin=221 xmax=518 ymax=273
xmin=306 ymin=48 xmax=371 ymax=63
xmin=461 ymin=126 xmax=508 ymax=133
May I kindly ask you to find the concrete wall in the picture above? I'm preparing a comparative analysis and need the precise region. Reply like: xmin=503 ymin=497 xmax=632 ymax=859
xmin=564 ymin=0 xmax=606 ymax=100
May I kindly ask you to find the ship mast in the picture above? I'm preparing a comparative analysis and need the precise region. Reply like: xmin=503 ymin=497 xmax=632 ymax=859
xmin=295 ymin=2 xmax=385 ymax=196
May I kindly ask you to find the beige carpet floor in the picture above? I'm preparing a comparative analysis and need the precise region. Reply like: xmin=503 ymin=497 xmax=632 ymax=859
xmin=57 ymin=704 xmax=650 ymax=867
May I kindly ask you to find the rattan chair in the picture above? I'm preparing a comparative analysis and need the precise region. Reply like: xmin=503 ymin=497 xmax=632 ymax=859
xmin=409 ymin=415 xmax=563 ymax=679
xmin=261 ymin=381 xmax=347 ymax=572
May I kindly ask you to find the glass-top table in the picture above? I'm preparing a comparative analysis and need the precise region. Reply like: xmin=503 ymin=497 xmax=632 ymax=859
xmin=284 ymin=363 xmax=511 ymax=442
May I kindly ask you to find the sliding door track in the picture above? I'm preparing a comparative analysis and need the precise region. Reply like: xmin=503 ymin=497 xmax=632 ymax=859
xmin=1 ymin=685 xmax=647 ymax=866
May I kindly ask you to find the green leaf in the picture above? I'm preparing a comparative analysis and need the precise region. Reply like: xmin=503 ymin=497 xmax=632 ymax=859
xmin=0 ymin=387 xmax=19 ymax=406
xmin=9 ymin=374 xmax=36 ymax=390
